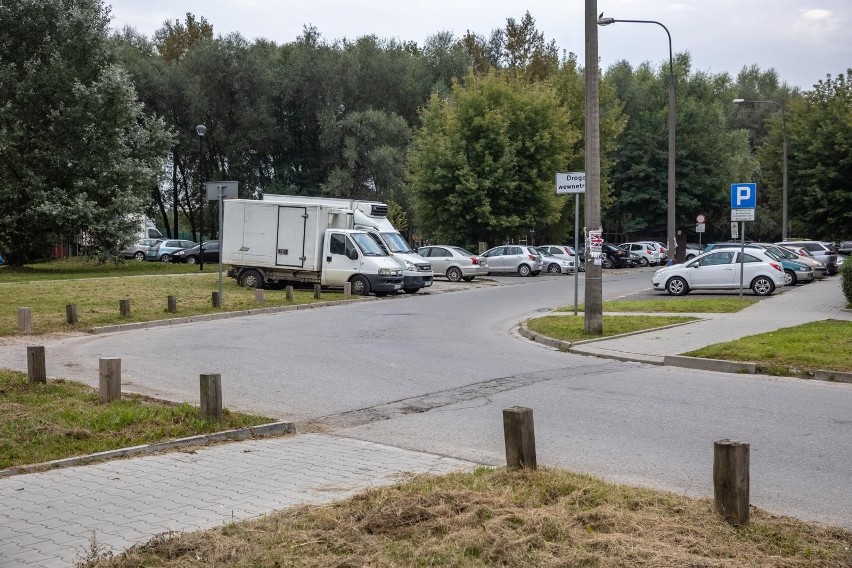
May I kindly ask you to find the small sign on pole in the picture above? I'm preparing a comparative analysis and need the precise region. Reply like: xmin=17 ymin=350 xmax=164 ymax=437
xmin=555 ymin=172 xmax=586 ymax=194
xmin=696 ymin=223 xmax=706 ymax=233
xmin=731 ymin=222 xmax=739 ymax=240
xmin=731 ymin=208 xmax=755 ymax=221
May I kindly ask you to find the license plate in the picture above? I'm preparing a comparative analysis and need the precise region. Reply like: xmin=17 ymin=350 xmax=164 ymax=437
xmin=394 ymin=284 xmax=402 ymax=289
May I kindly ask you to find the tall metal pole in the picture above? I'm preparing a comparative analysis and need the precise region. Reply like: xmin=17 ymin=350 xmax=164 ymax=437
xmin=584 ymin=0 xmax=603 ymax=334
xmin=598 ymin=16 xmax=677 ymax=262
xmin=196 ymin=124 xmax=206 ymax=271
xmin=732 ymin=99 xmax=787 ymax=240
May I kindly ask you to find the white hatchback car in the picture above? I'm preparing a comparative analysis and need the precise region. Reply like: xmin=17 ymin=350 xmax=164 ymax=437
xmin=620 ymin=242 xmax=660 ymax=266
xmin=652 ymin=249 xmax=785 ymax=296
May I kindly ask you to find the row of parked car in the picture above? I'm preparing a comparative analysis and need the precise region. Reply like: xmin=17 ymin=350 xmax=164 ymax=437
xmin=651 ymin=240 xmax=845 ymax=297
xmin=120 ymin=239 xmax=220 ymax=264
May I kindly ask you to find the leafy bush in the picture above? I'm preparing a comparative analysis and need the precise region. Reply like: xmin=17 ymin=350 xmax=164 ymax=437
xmin=842 ymin=257 xmax=852 ymax=306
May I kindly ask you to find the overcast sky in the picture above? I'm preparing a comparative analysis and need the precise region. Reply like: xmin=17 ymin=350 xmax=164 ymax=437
xmin=106 ymin=0 xmax=851 ymax=91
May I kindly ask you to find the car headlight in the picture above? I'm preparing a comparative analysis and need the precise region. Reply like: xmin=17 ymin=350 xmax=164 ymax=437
xmin=174 ymin=251 xmax=185 ymax=256
xmin=379 ymin=268 xmax=391 ymax=275
xmin=403 ymin=260 xmax=417 ymax=271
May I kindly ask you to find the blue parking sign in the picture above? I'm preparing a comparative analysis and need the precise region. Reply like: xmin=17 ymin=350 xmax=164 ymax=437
xmin=730 ymin=183 xmax=757 ymax=208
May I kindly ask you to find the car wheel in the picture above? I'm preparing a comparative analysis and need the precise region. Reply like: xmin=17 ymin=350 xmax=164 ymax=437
xmin=462 ymin=276 xmax=475 ymax=281
xmin=666 ymin=276 xmax=689 ymax=296
xmin=186 ymin=256 xmax=197 ymax=265
xmin=349 ymin=275 xmax=370 ymax=296
xmin=639 ymin=257 xmax=649 ymax=267
xmin=133 ymin=251 xmax=145 ymax=261
xmin=751 ymin=276 xmax=775 ymax=296
xmin=402 ymin=288 xmax=420 ymax=294
xmin=547 ymin=263 xmax=561 ymax=274
xmin=159 ymin=254 xmax=171 ymax=263
xmin=783 ymin=269 xmax=796 ymax=286
xmin=239 ymin=269 xmax=264 ymax=289
xmin=518 ymin=264 xmax=532 ymax=277
xmin=446 ymin=267 xmax=463 ymax=282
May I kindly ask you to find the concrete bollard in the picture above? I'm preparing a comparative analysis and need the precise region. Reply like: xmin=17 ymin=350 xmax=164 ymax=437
xmin=167 ymin=295 xmax=177 ymax=313
xmin=98 ymin=358 xmax=122 ymax=403
xmin=65 ymin=304 xmax=79 ymax=325
xmin=211 ymin=291 xmax=222 ymax=308
xmin=119 ymin=299 xmax=131 ymax=318
xmin=18 ymin=307 xmax=32 ymax=333
xmin=343 ymin=282 xmax=352 ymax=297
xmin=27 ymin=346 xmax=46 ymax=384
xmin=254 ymin=288 xmax=265 ymax=304
xmin=285 ymin=286 xmax=294 ymax=301
xmin=714 ymin=439 xmax=750 ymax=526
xmin=313 ymin=284 xmax=322 ymax=299
xmin=503 ymin=406 xmax=536 ymax=470
xmin=199 ymin=373 xmax=223 ymax=422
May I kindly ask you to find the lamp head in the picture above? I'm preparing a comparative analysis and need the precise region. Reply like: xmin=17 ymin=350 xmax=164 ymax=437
xmin=732 ymin=99 xmax=745 ymax=104
xmin=598 ymin=16 xmax=616 ymax=26
xmin=196 ymin=124 xmax=207 ymax=136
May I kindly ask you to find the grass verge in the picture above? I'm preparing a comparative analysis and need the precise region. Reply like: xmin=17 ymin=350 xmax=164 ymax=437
xmin=78 ymin=467 xmax=852 ymax=567
xmin=558 ymin=297 xmax=757 ymax=313
xmin=526 ymin=315 xmax=696 ymax=342
xmin=0 ymin=257 xmax=203 ymax=282
xmin=0 ymin=272 xmax=349 ymax=335
xmin=0 ymin=369 xmax=273 ymax=469
xmin=683 ymin=319 xmax=852 ymax=376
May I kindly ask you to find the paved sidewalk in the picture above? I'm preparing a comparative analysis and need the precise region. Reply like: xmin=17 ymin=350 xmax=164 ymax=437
xmin=572 ymin=277 xmax=852 ymax=363
xmin=0 ymin=434 xmax=476 ymax=568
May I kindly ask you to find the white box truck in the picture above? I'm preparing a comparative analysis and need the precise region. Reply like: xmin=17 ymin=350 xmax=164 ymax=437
xmin=262 ymin=194 xmax=433 ymax=294
xmin=222 ymin=199 xmax=403 ymax=296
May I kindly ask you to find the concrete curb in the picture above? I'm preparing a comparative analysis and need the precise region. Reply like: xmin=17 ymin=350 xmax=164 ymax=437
xmin=813 ymin=369 xmax=852 ymax=383
xmin=663 ymin=354 xmax=757 ymax=374
xmin=0 ymin=421 xmax=295 ymax=478
xmin=89 ymin=297 xmax=369 ymax=334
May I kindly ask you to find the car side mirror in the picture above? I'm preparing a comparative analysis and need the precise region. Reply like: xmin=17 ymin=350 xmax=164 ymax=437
xmin=347 ymin=249 xmax=358 ymax=260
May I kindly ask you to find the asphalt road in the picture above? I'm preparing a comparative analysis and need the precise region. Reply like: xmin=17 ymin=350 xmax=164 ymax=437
xmin=1 ymin=268 xmax=850 ymax=528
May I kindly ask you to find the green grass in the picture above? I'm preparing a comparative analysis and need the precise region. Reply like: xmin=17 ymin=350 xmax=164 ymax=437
xmin=684 ymin=319 xmax=852 ymax=375
xmin=0 ymin=257 xmax=202 ymax=282
xmin=559 ymin=297 xmax=757 ymax=313
xmin=527 ymin=315 xmax=697 ymax=342
xmin=0 ymin=369 xmax=273 ymax=469
xmin=0 ymin=261 xmax=352 ymax=335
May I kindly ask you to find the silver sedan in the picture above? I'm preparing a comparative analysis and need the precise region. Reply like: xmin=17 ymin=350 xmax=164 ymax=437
xmin=416 ymin=246 xmax=489 ymax=282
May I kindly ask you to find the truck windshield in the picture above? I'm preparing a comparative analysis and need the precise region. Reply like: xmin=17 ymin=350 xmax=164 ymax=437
xmin=352 ymin=232 xmax=387 ymax=256
xmin=381 ymin=232 xmax=414 ymax=253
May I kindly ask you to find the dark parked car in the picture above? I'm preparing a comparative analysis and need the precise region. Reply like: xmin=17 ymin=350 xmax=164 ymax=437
xmin=171 ymin=240 xmax=220 ymax=264
xmin=602 ymin=243 xmax=637 ymax=268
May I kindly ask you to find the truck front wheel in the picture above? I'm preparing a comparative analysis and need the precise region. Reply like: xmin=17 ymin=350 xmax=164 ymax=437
xmin=240 ymin=269 xmax=264 ymax=289
xmin=350 ymin=275 xmax=371 ymax=296
xmin=402 ymin=287 xmax=420 ymax=294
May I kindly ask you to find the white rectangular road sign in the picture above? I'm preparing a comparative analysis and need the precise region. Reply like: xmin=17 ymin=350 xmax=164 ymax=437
xmin=731 ymin=222 xmax=739 ymax=239
xmin=731 ymin=208 xmax=755 ymax=221
xmin=556 ymin=172 xmax=585 ymax=194
xmin=696 ymin=223 xmax=705 ymax=233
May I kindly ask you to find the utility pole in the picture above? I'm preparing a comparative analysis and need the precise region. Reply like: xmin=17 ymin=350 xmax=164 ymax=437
xmin=584 ymin=0 xmax=603 ymax=334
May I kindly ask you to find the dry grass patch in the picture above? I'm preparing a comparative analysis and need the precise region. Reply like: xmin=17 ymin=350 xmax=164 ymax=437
xmin=527 ymin=314 xmax=696 ymax=342
xmin=79 ymin=467 xmax=852 ymax=567
xmin=559 ymin=297 xmax=758 ymax=313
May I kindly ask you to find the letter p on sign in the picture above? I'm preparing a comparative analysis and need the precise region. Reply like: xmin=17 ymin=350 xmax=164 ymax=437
xmin=730 ymin=183 xmax=757 ymax=208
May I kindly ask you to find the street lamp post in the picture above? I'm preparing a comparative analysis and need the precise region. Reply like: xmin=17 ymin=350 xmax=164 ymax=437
xmin=598 ymin=15 xmax=677 ymax=263
xmin=196 ymin=124 xmax=206 ymax=271
xmin=733 ymin=99 xmax=788 ymax=240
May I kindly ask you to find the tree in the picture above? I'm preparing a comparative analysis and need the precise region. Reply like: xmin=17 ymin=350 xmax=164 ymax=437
xmin=0 ymin=0 xmax=172 ymax=263
xmin=779 ymin=69 xmax=852 ymax=239
xmin=407 ymin=72 xmax=578 ymax=249
xmin=154 ymin=13 xmax=213 ymax=63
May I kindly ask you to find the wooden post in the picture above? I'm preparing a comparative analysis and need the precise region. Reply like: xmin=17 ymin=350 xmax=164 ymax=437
xmin=17 ymin=307 xmax=32 ymax=333
xmin=343 ymin=282 xmax=352 ymax=297
xmin=167 ymin=295 xmax=177 ymax=313
xmin=200 ymin=373 xmax=223 ymax=422
xmin=313 ymin=284 xmax=322 ymax=299
xmin=119 ymin=299 xmax=131 ymax=318
xmin=714 ymin=439 xmax=750 ymax=526
xmin=503 ymin=406 xmax=536 ymax=470
xmin=254 ymin=288 xmax=265 ymax=304
xmin=211 ymin=291 xmax=222 ymax=308
xmin=285 ymin=286 xmax=294 ymax=301
xmin=27 ymin=346 xmax=46 ymax=384
xmin=98 ymin=358 xmax=121 ymax=403
xmin=65 ymin=304 xmax=79 ymax=325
